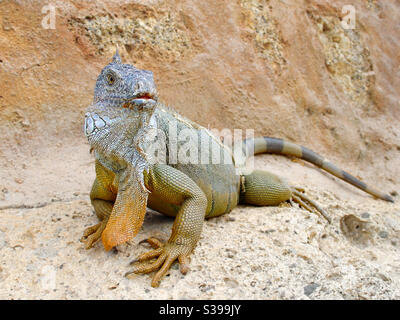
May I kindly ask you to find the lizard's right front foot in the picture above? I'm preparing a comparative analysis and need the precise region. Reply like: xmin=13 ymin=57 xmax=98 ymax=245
xmin=80 ymin=220 xmax=108 ymax=249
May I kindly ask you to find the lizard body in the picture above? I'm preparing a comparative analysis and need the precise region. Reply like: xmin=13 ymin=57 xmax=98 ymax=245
xmin=81 ymin=52 xmax=393 ymax=287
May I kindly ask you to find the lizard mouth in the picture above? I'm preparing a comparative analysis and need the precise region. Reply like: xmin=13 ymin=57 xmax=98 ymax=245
xmin=135 ymin=93 xmax=154 ymax=100
xmin=127 ymin=93 xmax=157 ymax=107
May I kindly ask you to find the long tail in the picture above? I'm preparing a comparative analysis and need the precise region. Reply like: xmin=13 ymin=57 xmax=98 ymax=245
xmin=244 ymin=137 xmax=394 ymax=202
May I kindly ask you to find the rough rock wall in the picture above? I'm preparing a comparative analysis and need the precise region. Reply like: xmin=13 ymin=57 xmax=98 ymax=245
xmin=0 ymin=0 xmax=399 ymax=189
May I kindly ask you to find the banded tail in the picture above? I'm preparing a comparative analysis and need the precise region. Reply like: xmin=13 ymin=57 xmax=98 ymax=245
xmin=244 ymin=137 xmax=394 ymax=202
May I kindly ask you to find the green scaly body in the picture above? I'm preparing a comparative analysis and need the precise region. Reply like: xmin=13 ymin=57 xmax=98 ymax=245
xmin=81 ymin=53 xmax=393 ymax=287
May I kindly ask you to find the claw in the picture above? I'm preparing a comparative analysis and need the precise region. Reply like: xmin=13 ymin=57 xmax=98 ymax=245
xmin=291 ymin=189 xmax=331 ymax=223
xmin=151 ymin=256 xmax=175 ymax=287
xmin=138 ymin=237 xmax=163 ymax=249
xmin=294 ymin=187 xmax=306 ymax=193
xmin=81 ymin=222 xmax=101 ymax=238
xmin=137 ymin=247 xmax=164 ymax=262
xmin=178 ymin=256 xmax=190 ymax=275
xmin=124 ymin=271 xmax=136 ymax=279
xmin=80 ymin=220 xmax=108 ymax=249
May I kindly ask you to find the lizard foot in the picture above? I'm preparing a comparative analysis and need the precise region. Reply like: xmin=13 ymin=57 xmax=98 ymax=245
xmin=125 ymin=238 xmax=191 ymax=288
xmin=80 ymin=220 xmax=108 ymax=249
xmin=291 ymin=188 xmax=331 ymax=224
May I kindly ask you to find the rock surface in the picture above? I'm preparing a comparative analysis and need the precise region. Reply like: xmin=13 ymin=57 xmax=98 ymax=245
xmin=0 ymin=0 xmax=399 ymax=299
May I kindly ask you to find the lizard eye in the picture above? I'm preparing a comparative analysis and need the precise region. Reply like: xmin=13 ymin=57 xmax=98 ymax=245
xmin=106 ymin=73 xmax=116 ymax=86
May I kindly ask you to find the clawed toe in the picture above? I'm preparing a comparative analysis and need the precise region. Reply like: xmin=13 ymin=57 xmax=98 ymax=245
xmin=138 ymin=237 xmax=164 ymax=249
xmin=80 ymin=220 xmax=107 ymax=249
xmin=291 ymin=189 xmax=331 ymax=223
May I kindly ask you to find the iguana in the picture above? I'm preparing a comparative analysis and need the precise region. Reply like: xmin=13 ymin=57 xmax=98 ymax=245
xmin=81 ymin=51 xmax=394 ymax=287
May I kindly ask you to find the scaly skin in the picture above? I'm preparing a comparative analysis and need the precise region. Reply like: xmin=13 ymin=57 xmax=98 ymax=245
xmin=81 ymin=51 xmax=393 ymax=287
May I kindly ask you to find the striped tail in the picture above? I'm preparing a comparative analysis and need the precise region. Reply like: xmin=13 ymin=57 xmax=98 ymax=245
xmin=244 ymin=137 xmax=394 ymax=202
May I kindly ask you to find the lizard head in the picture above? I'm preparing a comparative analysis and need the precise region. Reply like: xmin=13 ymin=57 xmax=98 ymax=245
xmin=93 ymin=50 xmax=158 ymax=107
xmin=85 ymin=50 xmax=158 ymax=140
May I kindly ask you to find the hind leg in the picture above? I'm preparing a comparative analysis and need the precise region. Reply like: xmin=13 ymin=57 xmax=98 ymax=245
xmin=240 ymin=170 xmax=330 ymax=223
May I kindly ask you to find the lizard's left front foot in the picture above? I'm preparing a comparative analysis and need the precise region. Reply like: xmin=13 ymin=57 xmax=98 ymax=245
xmin=125 ymin=237 xmax=191 ymax=288
xmin=80 ymin=220 xmax=108 ymax=249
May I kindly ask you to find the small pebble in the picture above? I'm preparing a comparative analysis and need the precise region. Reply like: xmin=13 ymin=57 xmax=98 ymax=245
xmin=224 ymin=278 xmax=239 ymax=288
xmin=108 ymin=285 xmax=118 ymax=290
xmin=304 ymin=283 xmax=319 ymax=296
xmin=378 ymin=231 xmax=388 ymax=239
xmin=278 ymin=287 xmax=288 ymax=298
xmin=361 ymin=212 xmax=370 ymax=219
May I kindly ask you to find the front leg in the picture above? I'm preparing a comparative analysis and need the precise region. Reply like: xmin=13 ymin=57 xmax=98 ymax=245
xmin=126 ymin=164 xmax=208 ymax=287
xmin=81 ymin=160 xmax=116 ymax=249
xmin=82 ymin=160 xmax=150 ymax=251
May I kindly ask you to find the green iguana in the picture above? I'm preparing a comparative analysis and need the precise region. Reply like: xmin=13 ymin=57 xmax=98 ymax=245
xmin=81 ymin=51 xmax=394 ymax=287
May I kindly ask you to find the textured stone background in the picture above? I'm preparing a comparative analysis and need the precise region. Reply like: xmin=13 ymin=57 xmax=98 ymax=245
xmin=0 ymin=0 xmax=399 ymax=299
